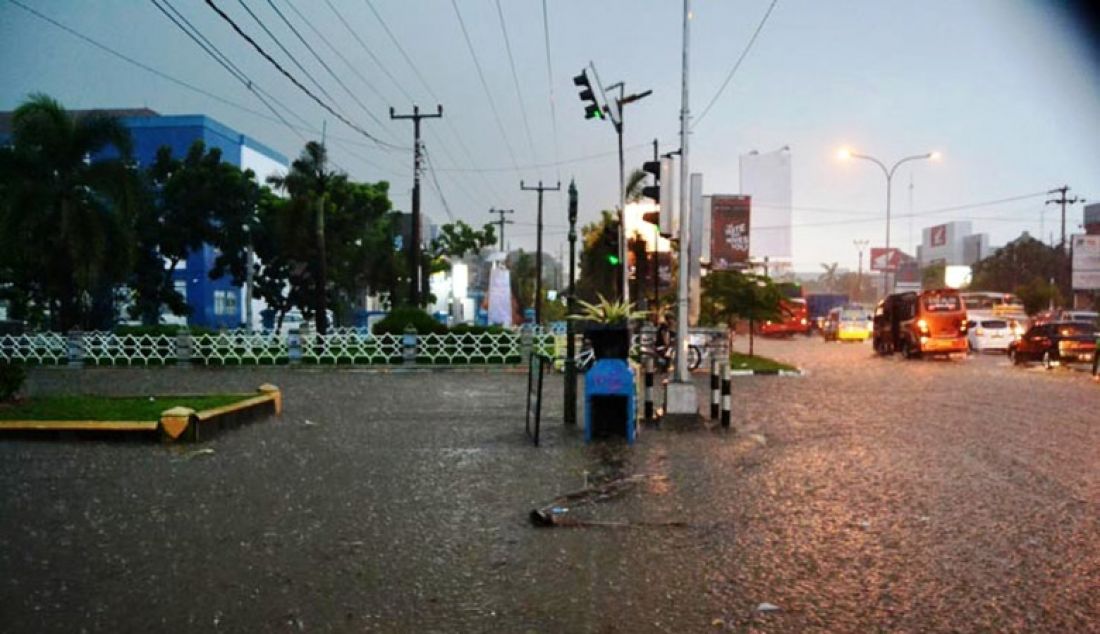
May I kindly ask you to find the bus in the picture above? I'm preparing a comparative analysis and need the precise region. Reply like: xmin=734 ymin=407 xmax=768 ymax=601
xmin=759 ymin=282 xmax=811 ymax=337
xmin=874 ymin=289 xmax=968 ymax=358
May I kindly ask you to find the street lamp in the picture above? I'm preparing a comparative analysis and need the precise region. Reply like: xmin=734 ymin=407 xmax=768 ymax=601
xmin=838 ymin=148 xmax=939 ymax=294
xmin=853 ymin=239 xmax=869 ymax=302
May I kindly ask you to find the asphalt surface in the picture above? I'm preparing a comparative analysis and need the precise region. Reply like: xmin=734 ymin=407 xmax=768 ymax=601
xmin=1 ymin=339 xmax=1098 ymax=633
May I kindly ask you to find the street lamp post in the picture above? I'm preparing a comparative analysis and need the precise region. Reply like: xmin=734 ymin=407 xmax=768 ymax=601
xmin=853 ymin=239 xmax=868 ymax=302
xmin=839 ymin=149 xmax=938 ymax=294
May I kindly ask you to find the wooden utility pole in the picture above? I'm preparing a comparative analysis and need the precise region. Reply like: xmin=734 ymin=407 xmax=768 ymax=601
xmin=488 ymin=208 xmax=514 ymax=252
xmin=1046 ymin=185 xmax=1085 ymax=253
xmin=520 ymin=180 xmax=561 ymax=324
xmin=390 ymin=105 xmax=443 ymax=306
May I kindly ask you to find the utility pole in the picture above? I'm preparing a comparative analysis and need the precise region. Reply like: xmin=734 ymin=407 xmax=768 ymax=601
xmin=521 ymin=180 xmax=561 ymax=325
xmin=854 ymin=239 xmax=869 ymax=302
xmin=488 ymin=208 xmax=514 ymax=252
xmin=315 ymin=121 xmax=329 ymax=335
xmin=390 ymin=105 xmax=443 ymax=307
xmin=1046 ymin=185 xmax=1085 ymax=253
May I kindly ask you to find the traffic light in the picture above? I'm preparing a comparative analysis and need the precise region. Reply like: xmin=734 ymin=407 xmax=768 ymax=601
xmin=573 ymin=70 xmax=604 ymax=120
xmin=601 ymin=223 xmax=620 ymax=265
xmin=641 ymin=160 xmax=660 ymax=205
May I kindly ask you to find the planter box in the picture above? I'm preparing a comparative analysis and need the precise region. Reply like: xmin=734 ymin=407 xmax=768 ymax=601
xmin=586 ymin=324 xmax=631 ymax=360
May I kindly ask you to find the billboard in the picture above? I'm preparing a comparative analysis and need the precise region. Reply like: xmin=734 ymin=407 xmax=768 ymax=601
xmin=739 ymin=147 xmax=792 ymax=260
xmin=710 ymin=195 xmax=751 ymax=270
xmin=929 ymin=223 xmax=948 ymax=247
xmin=1071 ymin=234 xmax=1100 ymax=290
xmin=870 ymin=247 xmax=901 ymax=272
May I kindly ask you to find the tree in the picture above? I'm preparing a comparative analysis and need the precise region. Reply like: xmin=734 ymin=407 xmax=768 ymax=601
xmin=701 ymin=270 xmax=784 ymax=356
xmin=0 ymin=94 xmax=136 ymax=330
xmin=970 ymin=233 xmax=1068 ymax=313
xmin=921 ymin=262 xmax=946 ymax=290
xmin=130 ymin=141 xmax=261 ymax=324
xmin=818 ymin=262 xmax=841 ymax=292
xmin=575 ymin=210 xmax=621 ymax=304
xmin=624 ymin=168 xmax=647 ymax=203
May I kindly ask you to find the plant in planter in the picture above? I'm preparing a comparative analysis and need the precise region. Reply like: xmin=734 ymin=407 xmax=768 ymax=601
xmin=569 ymin=294 xmax=646 ymax=359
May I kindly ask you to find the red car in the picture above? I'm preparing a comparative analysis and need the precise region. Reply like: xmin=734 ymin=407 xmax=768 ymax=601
xmin=1008 ymin=321 xmax=1097 ymax=369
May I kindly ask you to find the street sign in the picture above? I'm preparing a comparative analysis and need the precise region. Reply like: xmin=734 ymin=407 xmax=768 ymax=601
xmin=870 ymin=247 xmax=901 ymax=272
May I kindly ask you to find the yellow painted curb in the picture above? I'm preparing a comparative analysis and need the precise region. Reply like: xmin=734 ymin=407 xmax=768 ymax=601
xmin=0 ymin=420 xmax=158 ymax=431
xmin=159 ymin=406 xmax=195 ymax=440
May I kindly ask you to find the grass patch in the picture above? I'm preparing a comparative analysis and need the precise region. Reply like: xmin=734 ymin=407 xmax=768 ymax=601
xmin=728 ymin=352 xmax=796 ymax=372
xmin=0 ymin=394 xmax=250 ymax=421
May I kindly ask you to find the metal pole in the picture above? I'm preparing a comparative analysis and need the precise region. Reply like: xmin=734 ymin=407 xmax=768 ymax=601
xmin=885 ymin=173 xmax=892 ymax=295
xmin=618 ymin=117 xmax=628 ymax=305
xmin=245 ymin=229 xmax=254 ymax=332
xmin=565 ymin=180 xmax=578 ymax=425
xmin=674 ymin=0 xmax=691 ymax=383
xmin=521 ymin=181 xmax=561 ymax=325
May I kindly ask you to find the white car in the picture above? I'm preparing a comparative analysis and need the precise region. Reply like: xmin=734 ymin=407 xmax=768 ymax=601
xmin=967 ymin=318 xmax=1014 ymax=353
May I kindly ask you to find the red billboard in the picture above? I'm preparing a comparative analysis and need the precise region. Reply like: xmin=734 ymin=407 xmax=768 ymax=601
xmin=929 ymin=224 xmax=948 ymax=247
xmin=710 ymin=195 xmax=751 ymax=271
xmin=870 ymin=247 xmax=901 ymax=272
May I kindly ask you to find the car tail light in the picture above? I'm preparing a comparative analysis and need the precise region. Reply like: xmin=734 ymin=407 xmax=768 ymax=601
xmin=917 ymin=319 xmax=929 ymax=334
xmin=975 ymin=327 xmax=985 ymax=336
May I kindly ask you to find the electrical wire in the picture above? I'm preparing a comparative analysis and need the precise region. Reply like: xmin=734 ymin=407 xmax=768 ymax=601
xmin=541 ymin=0 xmax=562 ymax=184
xmin=422 ymin=147 xmax=455 ymax=221
xmin=451 ymin=0 xmax=521 ymax=173
xmin=694 ymin=0 xmax=779 ymax=129
xmin=434 ymin=141 xmax=653 ymax=173
xmin=204 ymin=0 xmax=402 ymax=150
xmin=495 ymin=0 xmax=539 ymax=169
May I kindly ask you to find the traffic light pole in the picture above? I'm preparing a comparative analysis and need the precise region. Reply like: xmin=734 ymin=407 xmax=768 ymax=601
xmin=565 ymin=180 xmax=579 ymax=425
xmin=390 ymin=105 xmax=443 ymax=307
xmin=521 ymin=180 xmax=561 ymax=325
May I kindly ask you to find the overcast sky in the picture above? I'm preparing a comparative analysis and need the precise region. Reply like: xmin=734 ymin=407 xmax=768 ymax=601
xmin=3 ymin=0 xmax=1099 ymax=273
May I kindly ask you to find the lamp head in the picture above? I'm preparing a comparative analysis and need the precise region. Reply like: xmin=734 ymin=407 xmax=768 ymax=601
xmin=837 ymin=148 xmax=852 ymax=160
xmin=929 ymin=151 xmax=942 ymax=161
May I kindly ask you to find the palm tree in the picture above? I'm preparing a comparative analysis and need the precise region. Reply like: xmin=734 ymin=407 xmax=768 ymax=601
xmin=818 ymin=262 xmax=840 ymax=292
xmin=624 ymin=168 xmax=648 ymax=203
xmin=0 ymin=94 xmax=135 ymax=330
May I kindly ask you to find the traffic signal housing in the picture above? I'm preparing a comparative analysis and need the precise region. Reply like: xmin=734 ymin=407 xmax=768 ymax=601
xmin=573 ymin=70 xmax=604 ymax=120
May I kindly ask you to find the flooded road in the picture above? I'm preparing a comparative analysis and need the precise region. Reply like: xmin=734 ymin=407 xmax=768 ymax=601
xmin=1 ymin=342 xmax=1098 ymax=632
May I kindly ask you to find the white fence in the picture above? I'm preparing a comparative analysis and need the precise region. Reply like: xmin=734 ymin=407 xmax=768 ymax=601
xmin=0 ymin=329 xmax=557 ymax=367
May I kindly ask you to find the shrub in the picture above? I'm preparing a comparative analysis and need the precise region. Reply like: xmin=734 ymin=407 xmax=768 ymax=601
xmin=0 ymin=363 xmax=26 ymax=402
xmin=449 ymin=324 xmax=507 ymax=335
xmin=371 ymin=307 xmax=447 ymax=335
xmin=113 ymin=324 xmax=215 ymax=337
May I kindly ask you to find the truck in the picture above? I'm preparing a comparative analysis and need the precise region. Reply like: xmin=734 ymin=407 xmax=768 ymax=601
xmin=805 ymin=293 xmax=850 ymax=332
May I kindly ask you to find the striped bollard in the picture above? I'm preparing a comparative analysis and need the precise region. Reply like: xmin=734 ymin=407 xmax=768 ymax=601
xmin=710 ymin=357 xmax=720 ymax=419
xmin=644 ymin=356 xmax=655 ymax=423
xmin=721 ymin=362 xmax=732 ymax=428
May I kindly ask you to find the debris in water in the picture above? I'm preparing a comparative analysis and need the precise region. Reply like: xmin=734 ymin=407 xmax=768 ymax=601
xmin=756 ymin=602 xmax=781 ymax=613
xmin=184 ymin=448 xmax=215 ymax=459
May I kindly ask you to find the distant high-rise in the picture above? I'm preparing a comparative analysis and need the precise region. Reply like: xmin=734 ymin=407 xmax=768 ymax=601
xmin=739 ymin=146 xmax=792 ymax=267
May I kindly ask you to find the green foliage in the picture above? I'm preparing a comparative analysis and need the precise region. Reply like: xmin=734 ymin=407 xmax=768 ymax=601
xmin=112 ymin=324 xmax=214 ymax=337
xmin=728 ymin=351 xmax=795 ymax=372
xmin=701 ymin=271 xmax=784 ymax=325
xmin=569 ymin=294 xmax=646 ymax=325
xmin=818 ymin=262 xmax=840 ymax=292
xmin=0 ymin=363 xmax=27 ymax=402
xmin=430 ymin=221 xmax=496 ymax=262
xmin=921 ymin=262 xmax=946 ymax=290
xmin=0 ymin=393 xmax=247 ymax=421
xmin=371 ymin=306 xmax=447 ymax=335
xmin=0 ymin=94 xmax=137 ymax=330
xmin=576 ymin=211 xmax=621 ymax=303
xmin=970 ymin=233 xmax=1070 ymax=311
xmin=449 ymin=324 xmax=506 ymax=335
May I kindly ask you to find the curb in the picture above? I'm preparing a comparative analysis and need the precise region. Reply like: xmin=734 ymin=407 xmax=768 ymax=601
xmin=0 ymin=384 xmax=282 ymax=443
xmin=726 ymin=368 xmax=805 ymax=377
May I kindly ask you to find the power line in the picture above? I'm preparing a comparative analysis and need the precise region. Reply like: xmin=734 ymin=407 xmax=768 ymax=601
xmin=279 ymin=0 xmax=402 ymax=141
xmin=204 ymin=0 xmax=402 ymax=150
xmin=422 ymin=148 xmax=455 ymax=221
xmin=495 ymin=0 xmax=539 ymax=168
xmin=236 ymin=0 xmax=343 ymax=112
xmin=451 ymin=0 xmax=521 ymax=172
xmin=694 ymin=0 xmax=779 ymax=129
xmin=357 ymin=0 xmax=507 ymax=204
xmin=541 ymin=0 xmax=562 ymax=183
xmin=323 ymin=0 xmax=415 ymax=105
xmin=435 ymin=141 xmax=653 ymax=173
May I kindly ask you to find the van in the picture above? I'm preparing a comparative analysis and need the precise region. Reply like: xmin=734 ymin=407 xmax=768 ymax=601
xmin=822 ymin=305 xmax=871 ymax=342
xmin=873 ymin=289 xmax=968 ymax=358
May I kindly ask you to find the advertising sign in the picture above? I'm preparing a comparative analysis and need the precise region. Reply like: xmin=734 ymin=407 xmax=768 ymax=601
xmin=929 ymin=224 xmax=948 ymax=247
xmin=710 ymin=195 xmax=751 ymax=270
xmin=870 ymin=247 xmax=900 ymax=272
xmin=1071 ymin=234 xmax=1100 ymax=290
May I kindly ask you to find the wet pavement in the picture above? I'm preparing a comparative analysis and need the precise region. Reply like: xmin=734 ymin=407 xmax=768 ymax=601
xmin=1 ymin=340 xmax=1098 ymax=632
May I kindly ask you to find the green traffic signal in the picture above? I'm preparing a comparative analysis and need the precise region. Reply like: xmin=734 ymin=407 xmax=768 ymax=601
xmin=606 ymin=254 xmax=621 ymax=265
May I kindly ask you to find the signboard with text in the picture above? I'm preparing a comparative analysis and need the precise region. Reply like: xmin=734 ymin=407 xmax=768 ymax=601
xmin=929 ymin=224 xmax=948 ymax=247
xmin=1072 ymin=234 xmax=1100 ymax=290
xmin=710 ymin=195 xmax=751 ymax=271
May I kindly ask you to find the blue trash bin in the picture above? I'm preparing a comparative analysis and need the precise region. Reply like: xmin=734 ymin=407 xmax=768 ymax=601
xmin=584 ymin=358 xmax=636 ymax=444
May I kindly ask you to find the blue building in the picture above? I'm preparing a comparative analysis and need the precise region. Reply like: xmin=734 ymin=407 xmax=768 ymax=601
xmin=1 ymin=108 xmax=288 ymax=329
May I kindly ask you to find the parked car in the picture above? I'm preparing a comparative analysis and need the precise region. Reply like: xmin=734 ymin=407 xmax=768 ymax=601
xmin=966 ymin=318 xmax=1014 ymax=353
xmin=1008 ymin=321 xmax=1097 ymax=369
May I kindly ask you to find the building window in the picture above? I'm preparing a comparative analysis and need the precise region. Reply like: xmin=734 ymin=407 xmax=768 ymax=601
xmin=213 ymin=290 xmax=238 ymax=316
xmin=174 ymin=280 xmax=188 ymax=302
